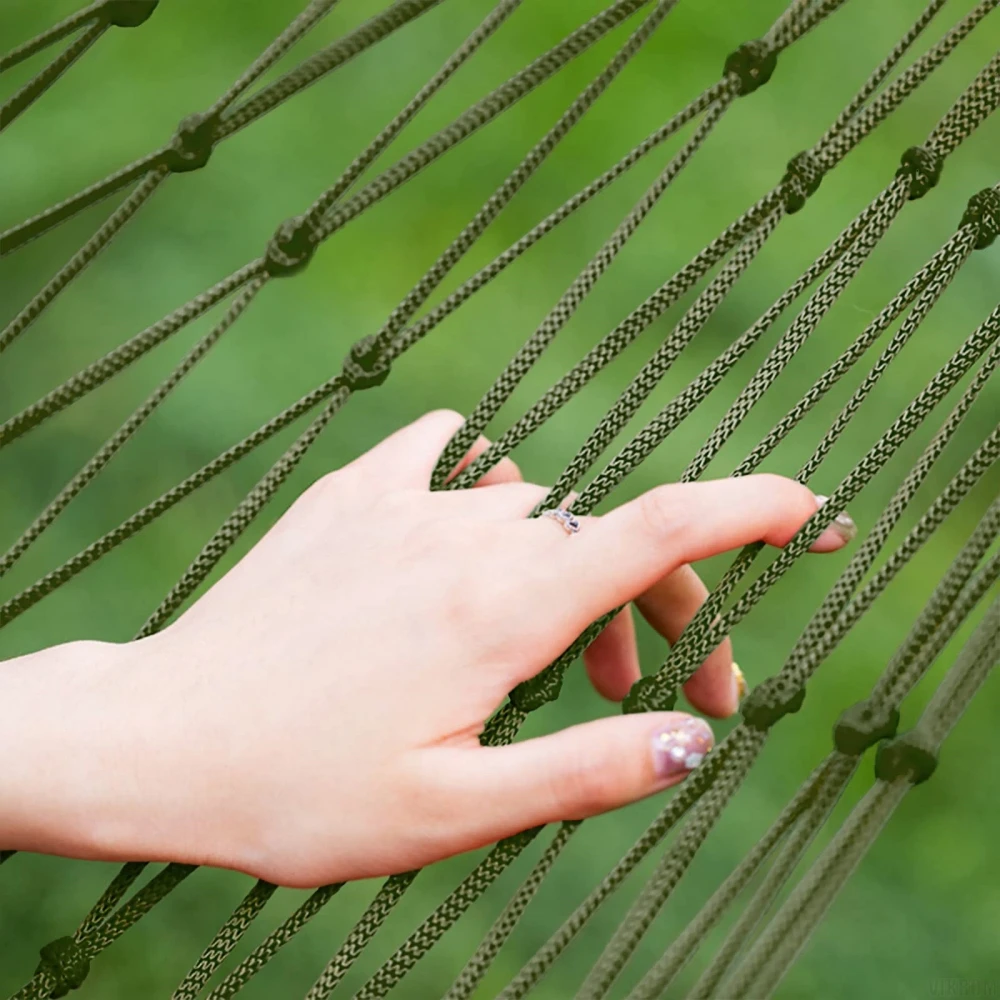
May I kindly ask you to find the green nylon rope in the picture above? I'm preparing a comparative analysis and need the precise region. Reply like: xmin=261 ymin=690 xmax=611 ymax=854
xmin=5 ymin=5 xmax=567 ymax=992
xmin=3 ymin=0 xmax=999 ymax=996
xmin=626 ymin=757 xmax=859 ymax=1000
xmin=636 ymin=756 xmax=858 ymax=1000
xmin=320 ymin=0 xmax=698 ymax=411
xmin=634 ymin=373 xmax=1000 ymax=997
xmin=576 ymin=731 xmax=772 ymax=999
xmin=0 ymin=0 xmax=451 ymax=257
xmin=629 ymin=761 xmax=856 ymax=1000
xmin=12 ymin=864 xmax=196 ymax=1000
xmin=215 ymin=0 xmax=449 ymax=140
xmin=440 ymin=822 xmax=581 ymax=1000
xmin=471 ymin=208 xmax=999 ymax=997
xmin=508 ymin=176 xmax=991 ymax=720
xmin=499 ymin=497 xmax=1000 ymax=998
xmin=0 ymin=168 xmax=168 ymax=356
xmin=0 ymin=81 xmax=743 ymax=628
xmin=736 ymin=232 xmax=976 ymax=476
xmin=0 ymin=0 xmax=343 ymax=350
xmin=330 ymin=300 xmax=1000 ymax=996
xmin=0 ymin=0 xmax=526 ymax=575
xmin=625 ymin=298 xmax=1000 ymax=714
xmin=491 ymin=19 xmax=999 ymax=519
xmin=132 ymin=0 xmax=732 ymax=642
xmin=770 ymin=359 xmax=1000 ymax=682
xmin=0 ymin=0 xmax=980 ymax=556
xmin=128 ymin=0 xmax=540 ymax=643
xmin=640 ymin=185 xmax=982 ymax=667
xmin=298 ymin=872 xmax=419 ymax=1000
xmin=0 ymin=20 xmax=108 ymax=132
xmin=349 ymin=830 xmax=543 ymax=1000
xmin=923 ymin=580 xmax=1000 ymax=739
xmin=223 ymin=68 xmax=996 ymax=1000
xmin=724 ymin=595 xmax=1000 ymax=999
xmin=442 ymin=3 xmax=1000 ymax=726
xmin=0 ymin=279 xmax=267 ymax=576
xmin=272 ymin=9 xmax=952 ymax=984
xmin=870 ymin=503 xmax=1000 ymax=712
xmin=0 ymin=0 xmax=648 ymax=440
xmin=617 ymin=502 xmax=1000 ymax=999
xmin=446 ymin=0 xmax=962 ymax=493
xmin=495 ymin=729 xmax=760 ymax=999
xmin=0 ymin=79 xmax=746 ymax=628
xmin=730 ymin=780 xmax=909 ymax=1000
xmin=203 ymin=0 xmax=345 ymax=124
xmin=709 ymin=526 xmax=1000 ymax=1000
xmin=201 ymin=885 xmax=343 ymax=1000
xmin=170 ymin=881 xmax=278 ymax=1000
xmin=436 ymin=0 xmax=996 ymax=493
xmin=0 ymin=0 xmax=107 ymax=72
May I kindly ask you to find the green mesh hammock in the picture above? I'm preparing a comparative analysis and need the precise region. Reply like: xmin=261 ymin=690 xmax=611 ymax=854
xmin=1 ymin=0 xmax=998 ymax=998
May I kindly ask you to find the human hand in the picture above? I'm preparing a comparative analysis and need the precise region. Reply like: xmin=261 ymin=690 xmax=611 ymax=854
xmin=0 ymin=411 xmax=855 ymax=887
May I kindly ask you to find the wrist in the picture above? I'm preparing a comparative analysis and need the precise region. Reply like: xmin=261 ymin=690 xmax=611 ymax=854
xmin=0 ymin=637 xmax=154 ymax=862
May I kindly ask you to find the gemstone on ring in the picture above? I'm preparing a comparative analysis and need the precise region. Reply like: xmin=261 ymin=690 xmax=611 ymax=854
xmin=543 ymin=507 xmax=581 ymax=535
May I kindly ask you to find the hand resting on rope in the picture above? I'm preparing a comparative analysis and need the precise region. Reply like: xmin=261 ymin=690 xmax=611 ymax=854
xmin=0 ymin=410 xmax=857 ymax=888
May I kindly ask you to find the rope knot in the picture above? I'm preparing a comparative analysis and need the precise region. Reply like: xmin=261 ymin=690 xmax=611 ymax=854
xmin=264 ymin=214 xmax=318 ymax=277
xmin=781 ymin=150 xmax=823 ymax=214
xmin=36 ymin=937 xmax=90 ymax=998
xmin=164 ymin=112 xmax=217 ymax=174
xmin=342 ymin=334 xmax=390 ymax=390
xmin=833 ymin=700 xmax=900 ymax=756
xmin=511 ymin=662 xmax=569 ymax=713
xmin=895 ymin=145 xmax=943 ymax=201
xmin=959 ymin=187 xmax=1000 ymax=250
xmin=723 ymin=40 xmax=777 ymax=96
xmin=740 ymin=674 xmax=806 ymax=731
xmin=875 ymin=730 xmax=938 ymax=785
xmin=103 ymin=0 xmax=159 ymax=27
xmin=621 ymin=673 xmax=677 ymax=714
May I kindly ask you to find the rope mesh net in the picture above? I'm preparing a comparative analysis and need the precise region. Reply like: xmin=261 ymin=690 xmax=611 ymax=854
xmin=1 ymin=0 xmax=997 ymax=997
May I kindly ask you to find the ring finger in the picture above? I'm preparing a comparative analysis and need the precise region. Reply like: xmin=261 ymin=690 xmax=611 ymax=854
xmin=635 ymin=564 xmax=739 ymax=719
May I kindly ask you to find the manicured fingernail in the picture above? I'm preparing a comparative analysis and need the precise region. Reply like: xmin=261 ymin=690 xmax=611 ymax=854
xmin=651 ymin=717 xmax=714 ymax=780
xmin=814 ymin=494 xmax=857 ymax=543
xmin=731 ymin=661 xmax=747 ymax=706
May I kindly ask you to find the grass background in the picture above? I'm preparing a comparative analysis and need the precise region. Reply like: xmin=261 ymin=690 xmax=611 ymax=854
xmin=1 ymin=0 xmax=998 ymax=997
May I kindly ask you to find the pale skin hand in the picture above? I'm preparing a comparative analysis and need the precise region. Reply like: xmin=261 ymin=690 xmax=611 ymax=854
xmin=0 ymin=411 xmax=856 ymax=888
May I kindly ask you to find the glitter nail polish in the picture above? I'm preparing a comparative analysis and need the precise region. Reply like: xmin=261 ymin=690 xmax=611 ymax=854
xmin=651 ymin=718 xmax=714 ymax=780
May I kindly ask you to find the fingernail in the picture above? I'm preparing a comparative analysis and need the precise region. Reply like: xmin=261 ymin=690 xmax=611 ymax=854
xmin=731 ymin=661 xmax=747 ymax=707
xmin=814 ymin=494 xmax=858 ymax=543
xmin=651 ymin=717 xmax=714 ymax=780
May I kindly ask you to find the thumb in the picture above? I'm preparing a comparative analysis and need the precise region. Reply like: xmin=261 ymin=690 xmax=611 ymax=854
xmin=417 ymin=713 xmax=714 ymax=855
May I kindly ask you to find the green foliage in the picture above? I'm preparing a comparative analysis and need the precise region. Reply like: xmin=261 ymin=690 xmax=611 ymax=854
xmin=1 ymin=0 xmax=997 ymax=997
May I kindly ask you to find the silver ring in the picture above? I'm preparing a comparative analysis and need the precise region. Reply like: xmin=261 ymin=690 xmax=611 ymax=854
xmin=543 ymin=508 xmax=581 ymax=535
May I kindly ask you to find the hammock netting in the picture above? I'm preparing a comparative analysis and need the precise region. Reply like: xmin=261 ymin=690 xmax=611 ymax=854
xmin=1 ymin=0 xmax=998 ymax=997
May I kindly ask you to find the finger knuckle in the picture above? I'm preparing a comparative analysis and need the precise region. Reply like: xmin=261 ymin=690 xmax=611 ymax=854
xmin=436 ymin=572 xmax=482 ymax=633
xmin=280 ymin=470 xmax=349 ymax=529
xmin=394 ymin=762 xmax=470 ymax=857
xmin=495 ymin=457 xmax=524 ymax=483
xmin=304 ymin=467 xmax=345 ymax=501
xmin=751 ymin=472 xmax=797 ymax=498
xmin=636 ymin=486 xmax=690 ymax=548
xmin=750 ymin=473 xmax=817 ymax=527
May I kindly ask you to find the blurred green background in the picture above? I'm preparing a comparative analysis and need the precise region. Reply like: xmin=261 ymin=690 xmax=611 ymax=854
xmin=1 ymin=0 xmax=998 ymax=996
